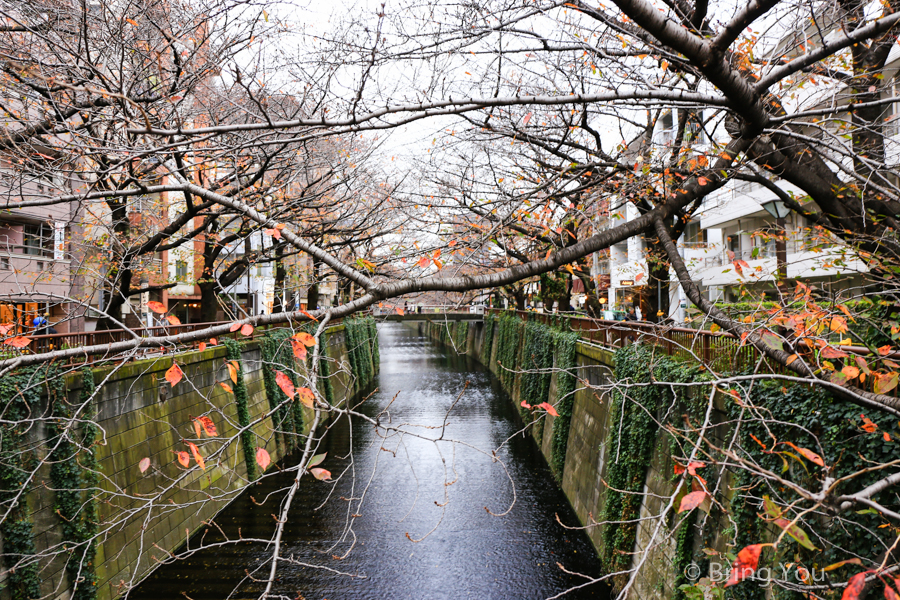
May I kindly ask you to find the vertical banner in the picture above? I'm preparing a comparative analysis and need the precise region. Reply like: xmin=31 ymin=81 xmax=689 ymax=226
xmin=54 ymin=221 xmax=65 ymax=261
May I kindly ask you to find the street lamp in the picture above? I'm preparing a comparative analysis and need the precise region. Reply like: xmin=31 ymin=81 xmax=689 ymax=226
xmin=759 ymin=198 xmax=791 ymax=283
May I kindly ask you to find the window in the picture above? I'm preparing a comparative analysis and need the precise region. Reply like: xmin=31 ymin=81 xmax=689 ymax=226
xmin=22 ymin=223 xmax=52 ymax=257
xmin=683 ymin=222 xmax=707 ymax=246
xmin=0 ymin=257 xmax=8 ymax=270
xmin=175 ymin=260 xmax=188 ymax=281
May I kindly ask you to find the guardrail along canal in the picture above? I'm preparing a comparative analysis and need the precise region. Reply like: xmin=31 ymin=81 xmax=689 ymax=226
xmin=131 ymin=322 xmax=607 ymax=599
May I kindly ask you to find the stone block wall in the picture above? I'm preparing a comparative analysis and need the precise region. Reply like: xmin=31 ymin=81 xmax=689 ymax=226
xmin=4 ymin=325 xmax=360 ymax=600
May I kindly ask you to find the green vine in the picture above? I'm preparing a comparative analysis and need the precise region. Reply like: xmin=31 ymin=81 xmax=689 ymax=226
xmin=344 ymin=316 xmax=378 ymax=386
xmin=48 ymin=366 xmax=100 ymax=600
xmin=549 ymin=329 xmax=579 ymax=479
xmin=223 ymin=339 xmax=258 ymax=480
xmin=481 ymin=314 xmax=496 ymax=363
xmin=0 ymin=365 xmax=49 ymax=599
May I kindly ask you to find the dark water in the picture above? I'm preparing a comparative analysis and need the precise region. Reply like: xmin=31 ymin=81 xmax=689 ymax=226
xmin=130 ymin=323 xmax=608 ymax=600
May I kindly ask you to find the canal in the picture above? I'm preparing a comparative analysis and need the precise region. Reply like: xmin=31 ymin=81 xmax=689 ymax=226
xmin=131 ymin=322 xmax=608 ymax=599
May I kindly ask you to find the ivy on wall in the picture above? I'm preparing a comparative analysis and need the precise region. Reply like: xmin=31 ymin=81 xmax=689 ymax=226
xmin=260 ymin=330 xmax=305 ymax=451
xmin=549 ymin=329 xmax=578 ymax=479
xmin=48 ymin=367 xmax=100 ymax=600
xmin=223 ymin=339 xmax=258 ymax=480
xmin=344 ymin=316 xmax=379 ymax=386
xmin=0 ymin=365 xmax=49 ymax=600
xmin=481 ymin=314 xmax=496 ymax=363
xmin=600 ymin=344 xmax=707 ymax=591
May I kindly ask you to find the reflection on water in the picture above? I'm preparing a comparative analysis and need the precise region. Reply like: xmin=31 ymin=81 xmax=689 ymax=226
xmin=130 ymin=323 xmax=608 ymax=599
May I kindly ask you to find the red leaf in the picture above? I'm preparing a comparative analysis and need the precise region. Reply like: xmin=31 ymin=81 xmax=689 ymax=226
xmin=537 ymin=402 xmax=559 ymax=417
xmin=523 ymin=111 xmax=532 ymax=124
xmin=209 ymin=337 xmax=218 ymax=346
xmin=275 ymin=370 xmax=295 ymax=399
xmin=175 ymin=451 xmax=190 ymax=468
xmin=780 ymin=441 xmax=825 ymax=467
xmin=0 ymin=323 xmax=13 ymax=335
xmin=166 ymin=315 xmax=181 ymax=325
xmin=687 ymin=461 xmax=706 ymax=476
xmin=256 ymin=447 xmax=271 ymax=471
xmin=697 ymin=176 xmax=709 ymax=186
xmin=196 ymin=416 xmax=217 ymax=437
xmin=4 ymin=336 xmax=31 ymax=348
xmin=147 ymin=301 xmax=167 ymax=314
xmin=635 ymin=273 xmax=644 ymax=283
xmin=293 ymin=332 xmax=316 ymax=347
xmin=417 ymin=256 xmax=430 ymax=269
xmin=139 ymin=457 xmax=151 ymax=473
xmin=861 ymin=415 xmax=879 ymax=433
xmin=885 ymin=584 xmax=900 ymax=600
xmin=842 ymin=572 xmax=867 ymax=600
xmin=521 ymin=401 xmax=532 ymax=409
xmin=165 ymin=364 xmax=183 ymax=387
xmin=297 ymin=387 xmax=315 ymax=408
xmin=310 ymin=468 xmax=331 ymax=481
xmin=678 ymin=490 xmax=707 ymax=513
xmin=229 ymin=322 xmax=242 ymax=332
xmin=264 ymin=228 xmax=281 ymax=239
xmin=187 ymin=441 xmax=205 ymax=470
xmin=673 ymin=463 xmax=685 ymax=475
xmin=724 ymin=544 xmax=764 ymax=587
xmin=301 ymin=309 xmax=318 ymax=322
xmin=240 ymin=323 xmax=254 ymax=336
xmin=291 ymin=338 xmax=308 ymax=360
xmin=878 ymin=345 xmax=892 ymax=356
xmin=198 ymin=342 xmax=207 ymax=352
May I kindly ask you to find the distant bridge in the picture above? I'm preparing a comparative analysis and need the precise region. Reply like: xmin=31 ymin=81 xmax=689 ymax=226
xmin=370 ymin=305 xmax=485 ymax=322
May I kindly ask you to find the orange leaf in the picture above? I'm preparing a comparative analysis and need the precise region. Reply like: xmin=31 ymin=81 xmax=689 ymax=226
xmin=291 ymin=339 xmax=308 ymax=361
xmin=199 ymin=342 xmax=207 ymax=352
xmin=275 ymin=370 xmax=295 ymax=399
xmin=229 ymin=322 xmax=242 ymax=332
xmin=841 ymin=572 xmax=867 ymax=600
xmin=537 ymin=402 xmax=559 ymax=417
xmin=878 ymin=345 xmax=893 ymax=356
xmin=301 ymin=308 xmax=318 ymax=322
xmin=293 ymin=332 xmax=316 ymax=347
xmin=521 ymin=401 xmax=532 ymax=409
xmin=240 ymin=323 xmax=254 ymax=336
xmin=432 ymin=249 xmax=441 ymax=259
xmin=187 ymin=441 xmax=205 ymax=470
xmin=433 ymin=258 xmax=443 ymax=269
xmin=256 ymin=447 xmax=271 ymax=471
xmin=147 ymin=301 xmax=167 ymax=314
xmin=861 ymin=415 xmax=878 ymax=433
xmin=297 ymin=387 xmax=315 ymax=408
xmin=175 ymin=451 xmax=190 ymax=468
xmin=209 ymin=337 xmax=218 ymax=346
xmin=417 ymin=256 xmax=430 ymax=269
xmin=697 ymin=176 xmax=709 ymax=186
xmin=165 ymin=364 xmax=183 ymax=387
xmin=139 ymin=457 xmax=151 ymax=473
xmin=227 ymin=361 xmax=239 ymax=383
xmin=725 ymin=544 xmax=764 ymax=587
xmin=842 ymin=365 xmax=860 ymax=380
xmin=885 ymin=431 xmax=892 ymax=442
xmin=310 ymin=468 xmax=331 ymax=481
xmin=166 ymin=315 xmax=181 ymax=325
xmin=395 ymin=307 xmax=405 ymax=315
xmin=875 ymin=372 xmax=899 ymax=395
xmin=219 ymin=382 xmax=233 ymax=393
xmin=830 ymin=316 xmax=848 ymax=334
xmin=635 ymin=273 xmax=644 ymax=283
xmin=0 ymin=323 xmax=13 ymax=335
xmin=821 ymin=346 xmax=849 ymax=359
xmin=4 ymin=336 xmax=31 ymax=348
xmin=822 ymin=558 xmax=863 ymax=572
xmin=673 ymin=463 xmax=685 ymax=475
xmin=780 ymin=441 xmax=825 ymax=466
xmin=197 ymin=416 xmax=217 ymax=437
xmin=678 ymin=490 xmax=708 ymax=513
xmin=786 ymin=354 xmax=798 ymax=365
xmin=192 ymin=419 xmax=202 ymax=439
